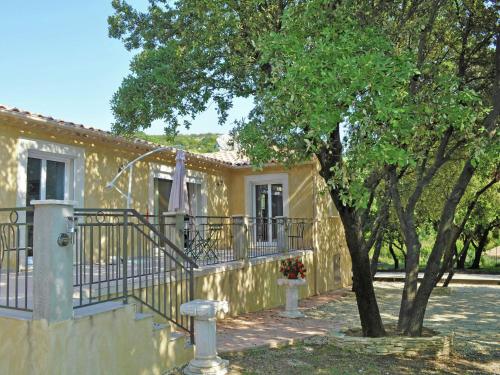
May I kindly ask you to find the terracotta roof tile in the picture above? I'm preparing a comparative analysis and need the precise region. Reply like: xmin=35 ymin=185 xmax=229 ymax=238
xmin=201 ymin=150 xmax=251 ymax=166
xmin=0 ymin=104 xmax=234 ymax=167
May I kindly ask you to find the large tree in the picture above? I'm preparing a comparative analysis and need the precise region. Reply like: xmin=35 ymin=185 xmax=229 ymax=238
xmin=109 ymin=0 xmax=499 ymax=336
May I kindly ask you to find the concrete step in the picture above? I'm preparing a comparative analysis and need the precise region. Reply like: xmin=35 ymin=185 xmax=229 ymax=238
xmin=134 ymin=312 xmax=154 ymax=321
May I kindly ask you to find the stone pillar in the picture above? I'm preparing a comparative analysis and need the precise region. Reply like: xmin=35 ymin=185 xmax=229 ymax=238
xmin=180 ymin=299 xmax=229 ymax=375
xmin=277 ymin=278 xmax=307 ymax=318
xmin=276 ymin=216 xmax=289 ymax=252
xmin=32 ymin=200 xmax=76 ymax=323
xmin=232 ymin=215 xmax=248 ymax=261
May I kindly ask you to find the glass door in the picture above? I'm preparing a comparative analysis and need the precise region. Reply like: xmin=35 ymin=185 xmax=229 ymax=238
xmin=254 ymin=183 xmax=284 ymax=243
xmin=153 ymin=177 xmax=172 ymax=238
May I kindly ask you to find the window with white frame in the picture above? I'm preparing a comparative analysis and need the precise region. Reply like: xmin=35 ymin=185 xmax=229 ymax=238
xmin=16 ymin=139 xmax=85 ymax=252
xmin=245 ymin=173 xmax=289 ymax=243
xmin=17 ymin=139 xmax=85 ymax=207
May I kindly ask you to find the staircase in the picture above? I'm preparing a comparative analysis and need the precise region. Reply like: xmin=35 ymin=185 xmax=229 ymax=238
xmin=73 ymin=208 xmax=198 ymax=341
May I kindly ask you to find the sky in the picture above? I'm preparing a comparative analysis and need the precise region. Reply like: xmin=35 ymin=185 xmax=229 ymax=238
xmin=0 ymin=1 xmax=253 ymax=135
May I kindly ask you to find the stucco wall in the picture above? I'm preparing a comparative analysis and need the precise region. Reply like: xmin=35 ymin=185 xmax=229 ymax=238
xmin=194 ymin=250 xmax=317 ymax=317
xmin=0 ymin=248 xmax=347 ymax=375
xmin=0 ymin=304 xmax=192 ymax=375
xmin=312 ymin=161 xmax=352 ymax=289
xmin=0 ymin=125 xmax=20 ymax=207
xmin=0 ymin=112 xmax=352 ymax=302
xmin=227 ymin=164 xmax=314 ymax=218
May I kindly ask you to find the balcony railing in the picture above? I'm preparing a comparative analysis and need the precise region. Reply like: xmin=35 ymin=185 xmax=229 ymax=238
xmin=0 ymin=207 xmax=33 ymax=311
xmin=150 ymin=214 xmax=314 ymax=267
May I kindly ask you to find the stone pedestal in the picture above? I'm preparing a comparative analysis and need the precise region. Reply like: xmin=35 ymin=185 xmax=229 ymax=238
xmin=180 ymin=299 xmax=229 ymax=375
xmin=277 ymin=278 xmax=307 ymax=318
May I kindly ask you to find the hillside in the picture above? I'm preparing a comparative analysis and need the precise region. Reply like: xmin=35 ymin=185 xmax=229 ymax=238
xmin=135 ymin=132 xmax=221 ymax=154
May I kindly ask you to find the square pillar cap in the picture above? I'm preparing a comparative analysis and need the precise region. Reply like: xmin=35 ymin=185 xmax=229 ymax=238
xmin=180 ymin=299 xmax=229 ymax=318
xmin=30 ymin=200 xmax=77 ymax=207
xmin=277 ymin=278 xmax=307 ymax=286
xmin=162 ymin=211 xmax=187 ymax=216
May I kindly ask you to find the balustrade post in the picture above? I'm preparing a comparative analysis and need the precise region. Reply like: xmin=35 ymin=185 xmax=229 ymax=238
xmin=276 ymin=216 xmax=289 ymax=253
xmin=231 ymin=215 xmax=249 ymax=261
xmin=32 ymin=200 xmax=76 ymax=323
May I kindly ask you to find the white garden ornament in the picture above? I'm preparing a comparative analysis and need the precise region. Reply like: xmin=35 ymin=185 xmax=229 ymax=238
xmin=277 ymin=278 xmax=307 ymax=318
xmin=180 ymin=299 xmax=229 ymax=375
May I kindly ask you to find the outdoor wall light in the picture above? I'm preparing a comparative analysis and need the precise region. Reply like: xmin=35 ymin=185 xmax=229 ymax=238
xmin=57 ymin=216 xmax=79 ymax=247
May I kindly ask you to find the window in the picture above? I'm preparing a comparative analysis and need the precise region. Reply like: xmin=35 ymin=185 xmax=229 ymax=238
xmin=154 ymin=177 xmax=173 ymax=216
xmin=16 ymin=139 xmax=85 ymax=255
xmin=26 ymin=157 xmax=67 ymax=204
xmin=16 ymin=139 xmax=85 ymax=207
xmin=187 ymin=182 xmax=202 ymax=216
xmin=150 ymin=162 xmax=207 ymax=218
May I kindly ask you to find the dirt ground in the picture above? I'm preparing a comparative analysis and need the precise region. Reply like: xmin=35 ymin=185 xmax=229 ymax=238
xmin=169 ymin=283 xmax=499 ymax=374
xmin=222 ymin=340 xmax=498 ymax=375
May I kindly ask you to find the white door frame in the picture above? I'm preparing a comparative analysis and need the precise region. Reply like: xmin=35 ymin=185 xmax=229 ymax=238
xmin=244 ymin=173 xmax=289 ymax=245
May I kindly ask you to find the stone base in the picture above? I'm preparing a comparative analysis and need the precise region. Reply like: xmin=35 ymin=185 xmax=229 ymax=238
xmin=329 ymin=330 xmax=454 ymax=359
xmin=183 ymin=357 xmax=229 ymax=375
xmin=279 ymin=310 xmax=304 ymax=318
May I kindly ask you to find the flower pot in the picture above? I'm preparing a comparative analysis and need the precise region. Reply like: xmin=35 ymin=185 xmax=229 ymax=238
xmin=288 ymin=273 xmax=298 ymax=280
xmin=277 ymin=278 xmax=307 ymax=318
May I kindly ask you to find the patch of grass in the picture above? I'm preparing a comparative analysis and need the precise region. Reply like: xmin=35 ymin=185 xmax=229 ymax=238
xmin=219 ymin=342 xmax=496 ymax=375
xmin=373 ymin=243 xmax=500 ymax=274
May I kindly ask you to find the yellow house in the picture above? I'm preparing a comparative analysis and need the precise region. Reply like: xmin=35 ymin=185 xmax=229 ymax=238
xmin=0 ymin=104 xmax=352 ymax=374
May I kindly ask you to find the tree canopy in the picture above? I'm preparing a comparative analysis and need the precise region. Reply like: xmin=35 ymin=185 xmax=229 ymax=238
xmin=109 ymin=0 xmax=499 ymax=337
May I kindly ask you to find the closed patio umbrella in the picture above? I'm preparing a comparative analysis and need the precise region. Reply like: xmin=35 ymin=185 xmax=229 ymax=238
xmin=168 ymin=150 xmax=189 ymax=213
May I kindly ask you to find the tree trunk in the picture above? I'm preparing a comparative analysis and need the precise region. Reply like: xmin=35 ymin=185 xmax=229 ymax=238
xmin=405 ymin=158 xmax=477 ymax=336
xmin=370 ymin=235 xmax=383 ymax=278
xmin=401 ymin=30 xmax=499 ymax=336
xmin=388 ymin=242 xmax=399 ymax=270
xmin=317 ymin=125 xmax=386 ymax=337
xmin=435 ymin=241 xmax=457 ymax=287
xmin=342 ymin=219 xmax=386 ymax=337
xmin=470 ymin=228 xmax=490 ymax=269
xmin=442 ymin=269 xmax=454 ymax=287
xmin=457 ymin=235 xmax=472 ymax=269
xmin=397 ymin=228 xmax=421 ymax=333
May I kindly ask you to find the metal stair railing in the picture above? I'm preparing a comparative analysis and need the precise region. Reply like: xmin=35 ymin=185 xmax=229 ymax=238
xmin=73 ymin=208 xmax=197 ymax=341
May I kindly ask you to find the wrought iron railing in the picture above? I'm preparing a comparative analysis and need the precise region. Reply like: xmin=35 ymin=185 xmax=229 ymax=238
xmin=145 ymin=214 xmax=314 ymax=266
xmin=287 ymin=218 xmax=314 ymax=252
xmin=184 ymin=216 xmax=235 ymax=266
xmin=0 ymin=207 xmax=33 ymax=311
xmin=247 ymin=217 xmax=314 ymax=259
xmin=73 ymin=209 xmax=196 ymax=339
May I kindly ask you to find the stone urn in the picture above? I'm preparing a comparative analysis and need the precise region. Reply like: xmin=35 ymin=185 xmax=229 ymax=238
xmin=277 ymin=278 xmax=307 ymax=318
